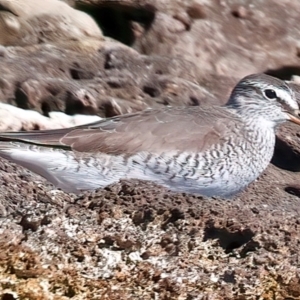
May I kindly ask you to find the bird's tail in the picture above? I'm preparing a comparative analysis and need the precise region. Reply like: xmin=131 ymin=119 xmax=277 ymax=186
xmin=0 ymin=141 xmax=125 ymax=193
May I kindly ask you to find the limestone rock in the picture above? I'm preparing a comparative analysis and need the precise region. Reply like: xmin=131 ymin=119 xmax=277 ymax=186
xmin=0 ymin=103 xmax=101 ymax=131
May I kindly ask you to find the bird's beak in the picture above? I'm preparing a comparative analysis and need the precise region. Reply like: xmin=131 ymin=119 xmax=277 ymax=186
xmin=287 ymin=109 xmax=300 ymax=125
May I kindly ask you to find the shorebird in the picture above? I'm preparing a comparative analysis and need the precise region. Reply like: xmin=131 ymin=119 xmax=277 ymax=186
xmin=0 ymin=73 xmax=299 ymax=197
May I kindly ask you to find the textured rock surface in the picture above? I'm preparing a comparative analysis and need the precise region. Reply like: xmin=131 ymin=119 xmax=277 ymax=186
xmin=78 ymin=0 xmax=300 ymax=79
xmin=0 ymin=41 xmax=223 ymax=120
xmin=0 ymin=0 xmax=102 ymax=46
xmin=1 ymin=0 xmax=300 ymax=299
xmin=1 ymin=153 xmax=300 ymax=299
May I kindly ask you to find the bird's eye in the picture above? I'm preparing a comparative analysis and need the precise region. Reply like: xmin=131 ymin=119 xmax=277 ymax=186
xmin=264 ymin=89 xmax=277 ymax=99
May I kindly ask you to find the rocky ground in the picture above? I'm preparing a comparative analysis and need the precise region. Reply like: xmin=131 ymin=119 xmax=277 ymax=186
xmin=1 ymin=0 xmax=300 ymax=299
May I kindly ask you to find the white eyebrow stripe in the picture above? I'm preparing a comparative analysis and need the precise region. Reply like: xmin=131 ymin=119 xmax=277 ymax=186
xmin=276 ymin=88 xmax=298 ymax=110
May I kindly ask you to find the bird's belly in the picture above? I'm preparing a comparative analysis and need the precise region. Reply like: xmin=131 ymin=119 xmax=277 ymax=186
xmin=129 ymin=134 xmax=275 ymax=198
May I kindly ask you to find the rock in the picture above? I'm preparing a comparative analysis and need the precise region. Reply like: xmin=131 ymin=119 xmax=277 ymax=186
xmin=0 ymin=103 xmax=101 ymax=131
xmin=0 ymin=41 xmax=222 ymax=122
xmin=186 ymin=1 xmax=207 ymax=19
xmin=0 ymin=0 xmax=102 ymax=46
xmin=81 ymin=0 xmax=300 ymax=80
xmin=0 ymin=0 xmax=300 ymax=299
xmin=0 ymin=12 xmax=34 ymax=46
xmin=231 ymin=5 xmax=249 ymax=19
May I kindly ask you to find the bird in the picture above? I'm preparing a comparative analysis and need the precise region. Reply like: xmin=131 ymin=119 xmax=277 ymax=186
xmin=0 ymin=73 xmax=299 ymax=198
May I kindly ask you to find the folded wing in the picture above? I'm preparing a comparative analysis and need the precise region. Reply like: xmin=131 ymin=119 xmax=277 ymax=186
xmin=0 ymin=106 xmax=242 ymax=193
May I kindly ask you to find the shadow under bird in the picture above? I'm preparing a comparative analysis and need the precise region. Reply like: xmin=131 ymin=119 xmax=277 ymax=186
xmin=0 ymin=73 xmax=300 ymax=197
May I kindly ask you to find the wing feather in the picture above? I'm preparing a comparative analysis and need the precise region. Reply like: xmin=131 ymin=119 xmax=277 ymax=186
xmin=0 ymin=106 xmax=242 ymax=155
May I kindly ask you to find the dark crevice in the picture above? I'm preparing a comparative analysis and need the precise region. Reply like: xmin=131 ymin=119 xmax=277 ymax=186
xmin=14 ymin=85 xmax=29 ymax=110
xmin=265 ymin=66 xmax=300 ymax=80
xmin=190 ymin=96 xmax=200 ymax=106
xmin=41 ymin=100 xmax=51 ymax=117
xmin=132 ymin=208 xmax=155 ymax=229
xmin=155 ymin=69 xmax=163 ymax=75
xmin=143 ymin=85 xmax=160 ymax=97
xmin=161 ymin=208 xmax=185 ymax=230
xmin=69 ymin=62 xmax=95 ymax=80
xmin=65 ymin=91 xmax=97 ymax=116
xmin=222 ymin=270 xmax=236 ymax=283
xmin=76 ymin=3 xmax=156 ymax=46
xmin=0 ymin=5 xmax=18 ymax=15
xmin=1 ymin=294 xmax=17 ymax=300
xmin=203 ymin=222 xmax=255 ymax=253
xmin=239 ymin=240 xmax=260 ymax=258
xmin=284 ymin=186 xmax=300 ymax=198
xmin=98 ymin=101 xmax=121 ymax=118
xmin=41 ymin=95 xmax=66 ymax=116
xmin=64 ymin=286 xmax=76 ymax=298
xmin=19 ymin=215 xmax=41 ymax=232
xmin=70 ymin=67 xmax=80 ymax=80
xmin=271 ymin=137 xmax=300 ymax=172
xmin=104 ymin=52 xmax=113 ymax=69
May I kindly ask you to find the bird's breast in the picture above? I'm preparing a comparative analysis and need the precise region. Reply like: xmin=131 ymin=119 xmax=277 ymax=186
xmin=128 ymin=124 xmax=276 ymax=198
xmin=193 ymin=123 xmax=276 ymax=196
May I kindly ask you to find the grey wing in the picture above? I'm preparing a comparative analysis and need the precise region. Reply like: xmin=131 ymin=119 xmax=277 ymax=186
xmin=60 ymin=106 xmax=242 ymax=154
xmin=0 ymin=106 xmax=241 ymax=154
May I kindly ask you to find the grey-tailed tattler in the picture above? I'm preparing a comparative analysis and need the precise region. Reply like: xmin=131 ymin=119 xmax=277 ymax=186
xmin=0 ymin=73 xmax=299 ymax=197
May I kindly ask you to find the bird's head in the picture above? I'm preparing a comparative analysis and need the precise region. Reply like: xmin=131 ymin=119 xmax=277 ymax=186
xmin=227 ymin=73 xmax=300 ymax=128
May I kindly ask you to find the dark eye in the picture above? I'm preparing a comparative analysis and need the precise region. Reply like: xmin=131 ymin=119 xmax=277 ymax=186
xmin=264 ymin=89 xmax=277 ymax=99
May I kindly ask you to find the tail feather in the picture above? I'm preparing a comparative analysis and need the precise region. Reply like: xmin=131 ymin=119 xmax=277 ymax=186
xmin=0 ymin=129 xmax=73 ymax=148
xmin=0 ymin=118 xmax=103 ymax=146
xmin=0 ymin=141 xmax=125 ymax=193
